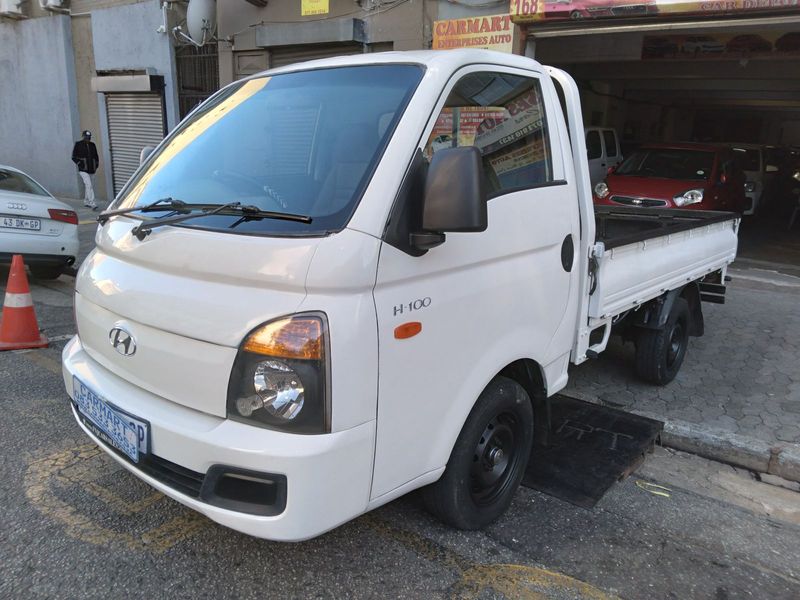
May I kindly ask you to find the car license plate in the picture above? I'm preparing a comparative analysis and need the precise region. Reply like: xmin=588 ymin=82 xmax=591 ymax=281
xmin=1 ymin=216 xmax=41 ymax=230
xmin=73 ymin=376 xmax=149 ymax=463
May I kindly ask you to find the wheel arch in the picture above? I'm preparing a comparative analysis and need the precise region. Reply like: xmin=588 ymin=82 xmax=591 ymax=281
xmin=631 ymin=281 xmax=704 ymax=337
xmin=498 ymin=359 xmax=551 ymax=447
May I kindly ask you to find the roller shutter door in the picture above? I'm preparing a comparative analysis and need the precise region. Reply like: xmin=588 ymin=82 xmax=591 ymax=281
xmin=105 ymin=93 xmax=166 ymax=196
xmin=269 ymin=43 xmax=363 ymax=69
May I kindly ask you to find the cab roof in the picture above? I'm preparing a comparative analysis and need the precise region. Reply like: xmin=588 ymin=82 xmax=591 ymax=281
xmin=247 ymin=49 xmax=545 ymax=80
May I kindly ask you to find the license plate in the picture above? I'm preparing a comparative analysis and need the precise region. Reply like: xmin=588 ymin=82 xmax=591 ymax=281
xmin=73 ymin=376 xmax=149 ymax=462
xmin=1 ymin=216 xmax=41 ymax=230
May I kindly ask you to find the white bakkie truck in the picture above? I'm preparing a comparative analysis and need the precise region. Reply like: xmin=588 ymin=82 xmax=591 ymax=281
xmin=63 ymin=50 xmax=739 ymax=541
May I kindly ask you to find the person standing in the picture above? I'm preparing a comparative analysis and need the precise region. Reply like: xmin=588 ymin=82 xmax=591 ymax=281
xmin=72 ymin=130 xmax=100 ymax=210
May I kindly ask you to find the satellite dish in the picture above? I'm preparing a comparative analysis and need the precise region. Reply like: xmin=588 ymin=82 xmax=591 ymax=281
xmin=186 ymin=0 xmax=217 ymax=46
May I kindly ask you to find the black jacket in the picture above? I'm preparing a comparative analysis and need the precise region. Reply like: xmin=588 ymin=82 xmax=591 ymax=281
xmin=72 ymin=140 xmax=99 ymax=174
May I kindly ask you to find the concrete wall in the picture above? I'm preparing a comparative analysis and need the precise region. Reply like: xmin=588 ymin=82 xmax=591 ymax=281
xmin=91 ymin=0 xmax=179 ymax=200
xmin=0 ymin=15 xmax=81 ymax=198
xmin=218 ymin=0 xmax=426 ymax=86
xmin=435 ymin=0 xmax=505 ymax=20
xmin=92 ymin=0 xmax=179 ymax=129
xmin=70 ymin=14 xmax=107 ymax=197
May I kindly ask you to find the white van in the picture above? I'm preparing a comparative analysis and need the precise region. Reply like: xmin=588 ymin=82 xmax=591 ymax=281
xmin=731 ymin=143 xmax=765 ymax=215
xmin=585 ymin=127 xmax=623 ymax=186
xmin=63 ymin=50 xmax=738 ymax=541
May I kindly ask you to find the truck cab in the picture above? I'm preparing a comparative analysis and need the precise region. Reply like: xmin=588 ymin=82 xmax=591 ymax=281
xmin=62 ymin=50 xmax=738 ymax=541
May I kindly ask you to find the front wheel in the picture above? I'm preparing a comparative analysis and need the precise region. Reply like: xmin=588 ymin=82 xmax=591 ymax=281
xmin=635 ymin=297 xmax=690 ymax=385
xmin=423 ymin=376 xmax=534 ymax=530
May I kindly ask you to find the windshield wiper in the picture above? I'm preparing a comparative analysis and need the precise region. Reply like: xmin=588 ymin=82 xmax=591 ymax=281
xmin=97 ymin=197 xmax=190 ymax=225
xmin=130 ymin=202 xmax=312 ymax=241
xmin=225 ymin=205 xmax=313 ymax=229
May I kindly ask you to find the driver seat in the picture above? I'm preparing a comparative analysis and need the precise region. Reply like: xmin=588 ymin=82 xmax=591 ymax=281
xmin=311 ymin=127 xmax=376 ymax=216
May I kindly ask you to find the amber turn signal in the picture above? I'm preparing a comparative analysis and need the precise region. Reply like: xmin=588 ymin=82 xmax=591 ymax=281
xmin=394 ymin=321 xmax=422 ymax=339
xmin=243 ymin=316 xmax=324 ymax=360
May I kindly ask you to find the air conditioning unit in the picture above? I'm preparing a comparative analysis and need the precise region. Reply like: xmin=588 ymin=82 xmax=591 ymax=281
xmin=0 ymin=0 xmax=29 ymax=19
xmin=39 ymin=0 xmax=67 ymax=10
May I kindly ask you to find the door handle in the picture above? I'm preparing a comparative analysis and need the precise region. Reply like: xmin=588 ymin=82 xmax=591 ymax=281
xmin=561 ymin=234 xmax=575 ymax=272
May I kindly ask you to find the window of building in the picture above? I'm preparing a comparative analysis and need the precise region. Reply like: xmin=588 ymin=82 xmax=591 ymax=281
xmin=425 ymin=71 xmax=553 ymax=197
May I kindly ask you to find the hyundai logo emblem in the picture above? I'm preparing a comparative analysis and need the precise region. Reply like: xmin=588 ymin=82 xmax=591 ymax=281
xmin=109 ymin=327 xmax=136 ymax=356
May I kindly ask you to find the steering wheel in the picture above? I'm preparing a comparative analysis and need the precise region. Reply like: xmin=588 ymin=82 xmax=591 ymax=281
xmin=211 ymin=170 xmax=285 ymax=211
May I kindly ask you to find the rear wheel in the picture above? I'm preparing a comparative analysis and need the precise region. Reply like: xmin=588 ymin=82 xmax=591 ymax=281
xmin=30 ymin=266 xmax=63 ymax=280
xmin=423 ymin=376 xmax=534 ymax=530
xmin=635 ymin=298 xmax=690 ymax=385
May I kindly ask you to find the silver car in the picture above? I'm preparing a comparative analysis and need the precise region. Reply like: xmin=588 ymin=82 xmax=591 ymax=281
xmin=0 ymin=165 xmax=80 ymax=279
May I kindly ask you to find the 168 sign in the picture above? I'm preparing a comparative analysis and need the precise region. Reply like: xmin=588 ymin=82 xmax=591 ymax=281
xmin=510 ymin=0 xmax=544 ymax=22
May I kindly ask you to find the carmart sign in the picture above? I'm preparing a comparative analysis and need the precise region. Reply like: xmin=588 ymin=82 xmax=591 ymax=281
xmin=432 ymin=15 xmax=518 ymax=53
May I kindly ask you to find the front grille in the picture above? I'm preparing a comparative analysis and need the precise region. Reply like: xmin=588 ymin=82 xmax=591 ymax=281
xmin=610 ymin=4 xmax=647 ymax=15
xmin=138 ymin=454 xmax=205 ymax=498
xmin=75 ymin=403 xmax=205 ymax=497
xmin=611 ymin=196 xmax=667 ymax=208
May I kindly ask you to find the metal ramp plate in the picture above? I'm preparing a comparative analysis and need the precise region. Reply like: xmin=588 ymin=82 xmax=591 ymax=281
xmin=522 ymin=395 xmax=664 ymax=508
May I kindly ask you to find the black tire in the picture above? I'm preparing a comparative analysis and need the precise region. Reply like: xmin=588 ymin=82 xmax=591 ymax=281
xmin=635 ymin=297 xmax=690 ymax=385
xmin=30 ymin=266 xmax=63 ymax=280
xmin=423 ymin=376 xmax=534 ymax=530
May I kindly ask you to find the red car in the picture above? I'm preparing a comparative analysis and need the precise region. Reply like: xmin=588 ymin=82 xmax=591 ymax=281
xmin=543 ymin=0 xmax=653 ymax=20
xmin=593 ymin=143 xmax=747 ymax=212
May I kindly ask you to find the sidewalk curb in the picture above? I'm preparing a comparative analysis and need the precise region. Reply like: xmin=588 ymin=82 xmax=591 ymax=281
xmin=564 ymin=392 xmax=800 ymax=484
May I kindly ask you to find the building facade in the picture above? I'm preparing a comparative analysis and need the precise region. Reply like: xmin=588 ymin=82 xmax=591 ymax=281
xmin=0 ymin=0 xmax=216 ymax=201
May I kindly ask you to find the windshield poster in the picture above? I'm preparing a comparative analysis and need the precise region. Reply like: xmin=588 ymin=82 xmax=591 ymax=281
xmin=510 ymin=0 xmax=798 ymax=23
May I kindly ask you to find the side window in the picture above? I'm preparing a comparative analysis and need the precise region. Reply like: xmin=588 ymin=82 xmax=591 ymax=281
xmin=602 ymin=130 xmax=618 ymax=158
xmin=586 ymin=130 xmax=602 ymax=160
xmin=424 ymin=71 xmax=553 ymax=197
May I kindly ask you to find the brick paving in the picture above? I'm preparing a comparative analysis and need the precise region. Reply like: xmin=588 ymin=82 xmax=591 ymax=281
xmin=565 ymin=267 xmax=800 ymax=447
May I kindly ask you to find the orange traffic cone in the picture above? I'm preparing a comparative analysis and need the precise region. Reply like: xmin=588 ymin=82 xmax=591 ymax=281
xmin=0 ymin=255 xmax=48 ymax=351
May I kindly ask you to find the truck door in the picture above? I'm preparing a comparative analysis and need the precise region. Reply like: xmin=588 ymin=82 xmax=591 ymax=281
xmin=371 ymin=66 xmax=582 ymax=500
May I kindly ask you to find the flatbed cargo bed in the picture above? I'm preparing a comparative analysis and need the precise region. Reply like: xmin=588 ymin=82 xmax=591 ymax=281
xmin=595 ymin=206 xmax=740 ymax=250
xmin=588 ymin=206 xmax=739 ymax=321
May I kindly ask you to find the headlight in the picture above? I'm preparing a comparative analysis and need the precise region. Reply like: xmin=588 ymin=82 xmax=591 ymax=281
xmin=793 ymin=170 xmax=800 ymax=182
xmin=594 ymin=182 xmax=609 ymax=198
xmin=227 ymin=313 xmax=330 ymax=434
xmin=744 ymin=181 xmax=755 ymax=193
xmin=673 ymin=189 xmax=703 ymax=207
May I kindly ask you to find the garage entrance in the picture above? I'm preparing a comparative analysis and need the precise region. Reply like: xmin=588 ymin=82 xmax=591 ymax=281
xmin=530 ymin=14 xmax=800 ymax=221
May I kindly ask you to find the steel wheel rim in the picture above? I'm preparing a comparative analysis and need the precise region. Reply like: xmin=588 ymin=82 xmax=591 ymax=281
xmin=667 ymin=321 xmax=685 ymax=367
xmin=469 ymin=411 xmax=523 ymax=506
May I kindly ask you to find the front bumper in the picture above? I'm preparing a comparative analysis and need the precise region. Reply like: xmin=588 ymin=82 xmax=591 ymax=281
xmin=62 ymin=336 xmax=376 ymax=541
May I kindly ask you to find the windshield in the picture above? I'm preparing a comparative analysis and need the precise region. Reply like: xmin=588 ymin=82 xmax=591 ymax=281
xmin=116 ymin=65 xmax=424 ymax=235
xmin=616 ymin=148 xmax=715 ymax=181
xmin=0 ymin=169 xmax=49 ymax=196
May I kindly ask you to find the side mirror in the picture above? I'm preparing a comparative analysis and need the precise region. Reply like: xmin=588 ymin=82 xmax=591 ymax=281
xmin=139 ymin=145 xmax=155 ymax=165
xmin=411 ymin=147 xmax=487 ymax=250
xmin=607 ymin=165 xmax=616 ymax=175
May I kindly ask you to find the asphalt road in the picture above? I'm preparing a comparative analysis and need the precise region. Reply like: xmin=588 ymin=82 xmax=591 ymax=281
xmin=1 ymin=215 xmax=799 ymax=599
